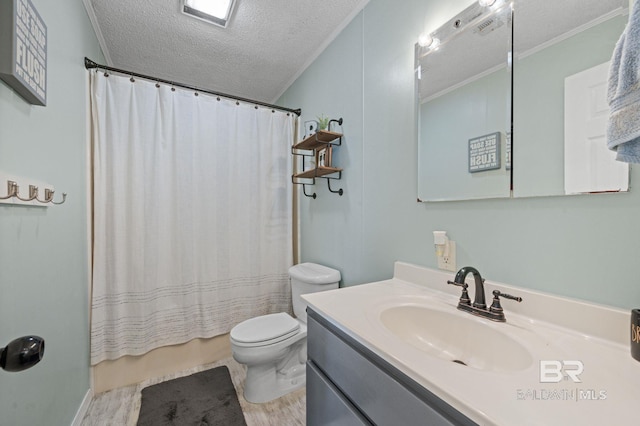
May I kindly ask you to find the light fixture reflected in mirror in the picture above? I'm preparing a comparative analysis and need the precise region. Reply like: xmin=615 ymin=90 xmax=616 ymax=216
xmin=0 ymin=336 xmax=45 ymax=372
xmin=479 ymin=0 xmax=497 ymax=6
xmin=418 ymin=33 xmax=440 ymax=49
xmin=418 ymin=33 xmax=433 ymax=47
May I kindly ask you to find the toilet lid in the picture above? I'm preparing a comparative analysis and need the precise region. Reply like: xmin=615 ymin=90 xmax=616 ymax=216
xmin=231 ymin=312 xmax=300 ymax=345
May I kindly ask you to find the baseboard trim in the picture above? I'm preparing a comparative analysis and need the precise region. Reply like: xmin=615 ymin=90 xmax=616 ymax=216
xmin=71 ymin=389 xmax=93 ymax=426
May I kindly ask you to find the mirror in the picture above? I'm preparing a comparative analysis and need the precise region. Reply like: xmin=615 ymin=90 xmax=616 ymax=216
xmin=417 ymin=1 xmax=513 ymax=202
xmin=416 ymin=0 xmax=630 ymax=202
xmin=512 ymin=0 xmax=629 ymax=197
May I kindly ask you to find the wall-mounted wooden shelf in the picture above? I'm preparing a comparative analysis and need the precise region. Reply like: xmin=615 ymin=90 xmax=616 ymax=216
xmin=293 ymin=130 xmax=343 ymax=151
xmin=291 ymin=117 xmax=344 ymax=198
xmin=294 ymin=166 xmax=342 ymax=179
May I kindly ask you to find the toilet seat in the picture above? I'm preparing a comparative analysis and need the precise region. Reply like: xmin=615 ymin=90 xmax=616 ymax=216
xmin=230 ymin=312 xmax=300 ymax=347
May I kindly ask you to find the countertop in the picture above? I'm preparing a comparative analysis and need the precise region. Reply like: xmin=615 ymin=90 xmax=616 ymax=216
xmin=303 ymin=262 xmax=640 ymax=425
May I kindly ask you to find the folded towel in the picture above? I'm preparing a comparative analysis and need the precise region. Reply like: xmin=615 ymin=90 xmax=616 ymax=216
xmin=607 ymin=1 xmax=640 ymax=163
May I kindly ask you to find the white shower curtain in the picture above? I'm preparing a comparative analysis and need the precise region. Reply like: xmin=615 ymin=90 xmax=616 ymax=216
xmin=89 ymin=71 xmax=294 ymax=364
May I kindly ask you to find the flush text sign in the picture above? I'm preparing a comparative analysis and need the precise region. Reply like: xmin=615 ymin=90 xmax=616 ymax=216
xmin=0 ymin=0 xmax=47 ymax=106
xmin=468 ymin=132 xmax=501 ymax=173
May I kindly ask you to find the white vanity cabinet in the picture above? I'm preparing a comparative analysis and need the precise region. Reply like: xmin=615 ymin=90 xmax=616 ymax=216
xmin=306 ymin=308 xmax=476 ymax=426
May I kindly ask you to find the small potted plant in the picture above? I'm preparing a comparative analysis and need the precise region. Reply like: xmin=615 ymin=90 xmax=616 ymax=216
xmin=317 ymin=114 xmax=329 ymax=131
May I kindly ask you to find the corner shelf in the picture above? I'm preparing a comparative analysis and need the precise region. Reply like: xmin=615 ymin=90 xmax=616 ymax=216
xmin=292 ymin=118 xmax=344 ymax=198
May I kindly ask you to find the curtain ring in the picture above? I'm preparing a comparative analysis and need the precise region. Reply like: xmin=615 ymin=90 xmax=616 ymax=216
xmin=104 ymin=71 xmax=109 ymax=77
xmin=155 ymin=82 xmax=160 ymax=88
xmin=194 ymin=92 xmax=199 ymax=96
xmin=130 ymin=76 xmax=135 ymax=83
xmin=217 ymin=97 xmax=221 ymax=101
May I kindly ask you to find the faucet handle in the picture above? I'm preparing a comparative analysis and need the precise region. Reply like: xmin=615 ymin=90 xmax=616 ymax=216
xmin=492 ymin=290 xmax=522 ymax=303
xmin=490 ymin=290 xmax=522 ymax=316
xmin=447 ymin=280 xmax=471 ymax=305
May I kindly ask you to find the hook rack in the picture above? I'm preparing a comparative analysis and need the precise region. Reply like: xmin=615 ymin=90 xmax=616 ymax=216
xmin=0 ymin=176 xmax=67 ymax=207
xmin=291 ymin=117 xmax=344 ymax=198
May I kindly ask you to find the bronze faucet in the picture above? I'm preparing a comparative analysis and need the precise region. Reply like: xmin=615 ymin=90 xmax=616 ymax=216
xmin=447 ymin=266 xmax=522 ymax=322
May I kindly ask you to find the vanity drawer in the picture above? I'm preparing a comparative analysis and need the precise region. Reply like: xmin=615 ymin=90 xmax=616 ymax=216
xmin=307 ymin=360 xmax=372 ymax=426
xmin=307 ymin=308 xmax=476 ymax=426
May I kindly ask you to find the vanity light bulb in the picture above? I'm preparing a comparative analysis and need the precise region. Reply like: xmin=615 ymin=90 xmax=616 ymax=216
xmin=478 ymin=0 xmax=496 ymax=6
xmin=418 ymin=33 xmax=433 ymax=48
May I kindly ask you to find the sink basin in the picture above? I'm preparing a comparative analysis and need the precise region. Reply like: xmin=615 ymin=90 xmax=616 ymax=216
xmin=379 ymin=305 xmax=533 ymax=372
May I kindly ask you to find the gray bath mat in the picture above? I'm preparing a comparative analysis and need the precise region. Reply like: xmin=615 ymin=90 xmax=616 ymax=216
xmin=137 ymin=366 xmax=247 ymax=426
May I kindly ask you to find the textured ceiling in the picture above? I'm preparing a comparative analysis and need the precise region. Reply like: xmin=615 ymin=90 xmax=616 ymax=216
xmin=84 ymin=0 xmax=369 ymax=103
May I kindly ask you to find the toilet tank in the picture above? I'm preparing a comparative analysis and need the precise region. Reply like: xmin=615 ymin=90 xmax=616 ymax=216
xmin=289 ymin=263 xmax=340 ymax=323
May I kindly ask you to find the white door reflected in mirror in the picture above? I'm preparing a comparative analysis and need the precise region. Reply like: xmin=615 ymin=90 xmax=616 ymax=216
xmin=564 ymin=61 xmax=629 ymax=194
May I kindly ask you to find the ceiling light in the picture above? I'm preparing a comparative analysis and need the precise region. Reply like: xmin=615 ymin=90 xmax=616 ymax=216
xmin=478 ymin=0 xmax=496 ymax=6
xmin=182 ymin=0 xmax=237 ymax=28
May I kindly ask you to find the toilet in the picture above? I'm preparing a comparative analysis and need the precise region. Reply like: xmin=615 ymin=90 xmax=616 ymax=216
xmin=230 ymin=262 xmax=340 ymax=403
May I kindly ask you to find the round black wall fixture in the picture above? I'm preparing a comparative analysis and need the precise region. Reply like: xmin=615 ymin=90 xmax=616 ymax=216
xmin=0 ymin=336 xmax=45 ymax=372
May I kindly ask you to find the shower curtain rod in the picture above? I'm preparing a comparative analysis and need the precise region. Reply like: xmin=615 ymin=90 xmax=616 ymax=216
xmin=84 ymin=57 xmax=302 ymax=116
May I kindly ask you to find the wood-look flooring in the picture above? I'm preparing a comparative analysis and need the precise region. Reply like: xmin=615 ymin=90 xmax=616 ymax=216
xmin=81 ymin=357 xmax=306 ymax=425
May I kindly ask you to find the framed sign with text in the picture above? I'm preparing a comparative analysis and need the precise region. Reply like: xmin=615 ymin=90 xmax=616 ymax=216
xmin=0 ymin=0 xmax=47 ymax=106
xmin=468 ymin=132 xmax=501 ymax=173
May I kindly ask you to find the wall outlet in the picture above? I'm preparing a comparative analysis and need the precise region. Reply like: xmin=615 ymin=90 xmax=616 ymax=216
xmin=437 ymin=241 xmax=456 ymax=272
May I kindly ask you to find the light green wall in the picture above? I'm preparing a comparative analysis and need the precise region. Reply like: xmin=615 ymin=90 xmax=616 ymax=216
xmin=0 ymin=1 xmax=103 ymax=424
xmin=280 ymin=0 xmax=640 ymax=310
xmin=280 ymin=11 xmax=365 ymax=285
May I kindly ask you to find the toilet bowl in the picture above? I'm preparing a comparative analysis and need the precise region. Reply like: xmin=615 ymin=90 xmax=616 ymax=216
xmin=230 ymin=263 xmax=340 ymax=403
